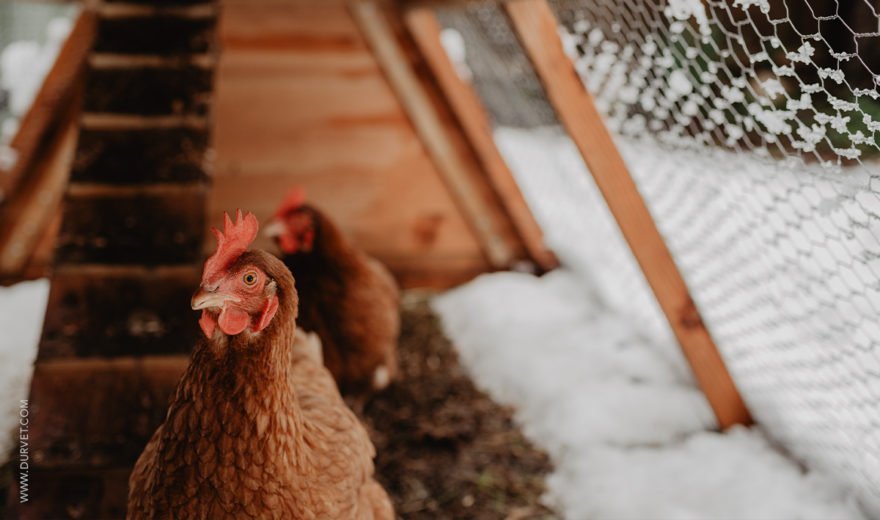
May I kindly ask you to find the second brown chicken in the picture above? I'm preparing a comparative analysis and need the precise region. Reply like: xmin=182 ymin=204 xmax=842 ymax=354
xmin=265 ymin=189 xmax=400 ymax=396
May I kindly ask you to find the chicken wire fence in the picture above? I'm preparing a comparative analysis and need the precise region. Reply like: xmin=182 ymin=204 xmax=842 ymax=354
xmin=437 ymin=0 xmax=880 ymax=511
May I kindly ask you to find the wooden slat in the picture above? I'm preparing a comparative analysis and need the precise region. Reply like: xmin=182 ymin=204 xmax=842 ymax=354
xmin=55 ymin=187 xmax=207 ymax=265
xmin=17 ymin=208 xmax=62 ymax=282
xmin=97 ymin=2 xmax=218 ymax=19
xmin=80 ymin=113 xmax=209 ymax=130
xmin=89 ymin=53 xmax=216 ymax=68
xmin=0 ymin=10 xmax=95 ymax=202
xmin=404 ymin=7 xmax=558 ymax=271
xmin=94 ymin=15 xmax=216 ymax=54
xmin=73 ymin=127 xmax=209 ymax=184
xmin=0 ymin=98 xmax=80 ymax=278
xmin=13 ymin=468 xmax=130 ymax=520
xmin=39 ymin=265 xmax=201 ymax=359
xmin=84 ymin=65 xmax=214 ymax=116
xmin=505 ymin=0 xmax=751 ymax=429
xmin=27 ymin=356 xmax=188 ymax=468
xmin=349 ymin=0 xmax=522 ymax=269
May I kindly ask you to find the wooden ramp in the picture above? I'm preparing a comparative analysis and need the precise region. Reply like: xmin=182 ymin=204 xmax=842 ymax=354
xmin=11 ymin=1 xmax=217 ymax=517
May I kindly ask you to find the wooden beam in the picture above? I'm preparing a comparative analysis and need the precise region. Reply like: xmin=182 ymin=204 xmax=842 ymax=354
xmin=505 ymin=0 xmax=751 ymax=429
xmin=403 ymin=7 xmax=558 ymax=271
xmin=349 ymin=0 xmax=519 ymax=269
xmin=0 ymin=10 xmax=95 ymax=202
xmin=0 ymin=96 xmax=81 ymax=279
xmin=19 ymin=209 xmax=62 ymax=281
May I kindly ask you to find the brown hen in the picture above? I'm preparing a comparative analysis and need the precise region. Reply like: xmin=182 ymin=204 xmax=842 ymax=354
xmin=127 ymin=211 xmax=393 ymax=519
xmin=265 ymin=189 xmax=400 ymax=395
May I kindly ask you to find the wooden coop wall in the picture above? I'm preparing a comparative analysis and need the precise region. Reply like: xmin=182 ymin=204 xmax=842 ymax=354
xmin=211 ymin=0 xmax=496 ymax=288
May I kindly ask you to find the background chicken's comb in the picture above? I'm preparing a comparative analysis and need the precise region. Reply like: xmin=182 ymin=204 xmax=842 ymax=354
xmin=275 ymin=187 xmax=307 ymax=217
xmin=203 ymin=210 xmax=259 ymax=284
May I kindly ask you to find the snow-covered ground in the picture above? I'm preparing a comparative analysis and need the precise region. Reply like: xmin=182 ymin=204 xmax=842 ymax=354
xmin=0 ymin=279 xmax=48 ymax=461
xmin=435 ymin=270 xmax=865 ymax=519
xmin=434 ymin=126 xmax=880 ymax=518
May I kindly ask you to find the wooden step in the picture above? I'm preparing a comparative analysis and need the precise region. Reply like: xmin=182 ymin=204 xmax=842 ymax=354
xmin=97 ymin=3 xmax=217 ymax=20
xmin=11 ymin=467 xmax=130 ymax=520
xmin=72 ymin=127 xmax=210 ymax=184
xmin=84 ymin=65 xmax=214 ymax=116
xmin=88 ymin=53 xmax=215 ymax=69
xmin=39 ymin=265 xmax=201 ymax=359
xmin=28 ymin=356 xmax=188 ymax=469
xmin=55 ymin=184 xmax=206 ymax=265
xmin=103 ymin=0 xmax=215 ymax=5
xmin=80 ymin=113 xmax=209 ymax=131
xmin=95 ymin=16 xmax=217 ymax=55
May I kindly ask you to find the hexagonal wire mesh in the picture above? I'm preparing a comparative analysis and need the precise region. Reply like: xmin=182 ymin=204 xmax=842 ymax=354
xmin=437 ymin=0 xmax=880 ymax=509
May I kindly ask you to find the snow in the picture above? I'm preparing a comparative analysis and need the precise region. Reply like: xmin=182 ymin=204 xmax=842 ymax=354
xmin=431 ymin=122 xmax=880 ymax=517
xmin=0 ymin=279 xmax=48 ymax=463
xmin=434 ymin=270 xmax=866 ymax=519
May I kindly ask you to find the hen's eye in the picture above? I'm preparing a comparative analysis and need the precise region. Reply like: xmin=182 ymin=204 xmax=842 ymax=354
xmin=242 ymin=272 xmax=258 ymax=286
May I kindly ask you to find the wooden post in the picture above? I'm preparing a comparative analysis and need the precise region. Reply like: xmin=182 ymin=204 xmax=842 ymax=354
xmin=0 ymin=99 xmax=80 ymax=279
xmin=505 ymin=0 xmax=751 ymax=428
xmin=350 ymin=0 xmax=522 ymax=269
xmin=403 ymin=7 xmax=558 ymax=271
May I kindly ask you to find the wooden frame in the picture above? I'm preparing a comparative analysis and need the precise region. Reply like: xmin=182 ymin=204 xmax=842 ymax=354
xmin=503 ymin=0 xmax=750 ymax=428
xmin=0 ymin=96 xmax=81 ymax=279
xmin=402 ymin=7 xmax=557 ymax=270
xmin=350 ymin=0 xmax=544 ymax=270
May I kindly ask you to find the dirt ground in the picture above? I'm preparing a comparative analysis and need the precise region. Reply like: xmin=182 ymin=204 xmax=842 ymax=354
xmin=354 ymin=293 xmax=557 ymax=520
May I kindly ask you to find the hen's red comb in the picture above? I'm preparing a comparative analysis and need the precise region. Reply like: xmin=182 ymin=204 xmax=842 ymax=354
xmin=202 ymin=210 xmax=259 ymax=285
xmin=275 ymin=187 xmax=306 ymax=218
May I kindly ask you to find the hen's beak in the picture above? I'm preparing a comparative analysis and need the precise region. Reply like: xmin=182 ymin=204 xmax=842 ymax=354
xmin=263 ymin=219 xmax=286 ymax=239
xmin=191 ymin=288 xmax=235 ymax=310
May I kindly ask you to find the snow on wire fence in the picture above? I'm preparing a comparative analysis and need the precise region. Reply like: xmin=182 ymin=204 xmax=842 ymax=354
xmin=430 ymin=0 xmax=880 ymax=510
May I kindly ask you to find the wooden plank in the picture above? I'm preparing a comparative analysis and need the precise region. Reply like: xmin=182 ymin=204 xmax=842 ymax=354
xmin=12 ymin=468 xmax=130 ymax=520
xmin=16 ymin=208 xmax=62 ymax=282
xmin=0 ymin=10 xmax=95 ymax=202
xmin=84 ymin=65 xmax=214 ymax=116
xmin=73 ymin=127 xmax=209 ymax=184
xmin=27 ymin=356 xmax=188 ymax=468
xmin=39 ymin=265 xmax=201 ymax=359
xmin=219 ymin=0 xmax=365 ymax=52
xmin=97 ymin=2 xmax=218 ymax=19
xmin=94 ymin=16 xmax=217 ymax=54
xmin=89 ymin=53 xmax=216 ymax=68
xmin=55 ymin=186 xmax=207 ymax=265
xmin=404 ymin=8 xmax=558 ymax=271
xmin=80 ymin=113 xmax=209 ymax=130
xmin=213 ymin=2 xmax=496 ymax=287
xmin=505 ymin=0 xmax=751 ymax=429
xmin=349 ymin=0 xmax=523 ymax=269
xmin=0 ymin=99 xmax=80 ymax=278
